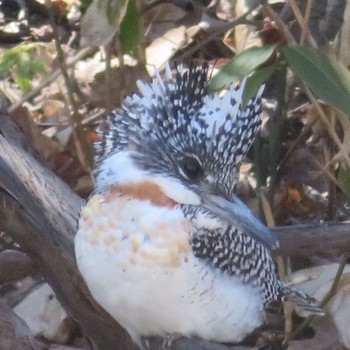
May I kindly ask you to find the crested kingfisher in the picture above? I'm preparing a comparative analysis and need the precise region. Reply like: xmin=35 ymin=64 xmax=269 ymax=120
xmin=75 ymin=64 xmax=321 ymax=347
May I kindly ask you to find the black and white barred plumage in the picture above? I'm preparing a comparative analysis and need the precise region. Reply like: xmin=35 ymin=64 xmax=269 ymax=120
xmin=183 ymin=204 xmax=319 ymax=310
xmin=76 ymin=64 xmax=322 ymax=348
xmin=96 ymin=62 xmax=320 ymax=310
xmin=94 ymin=64 xmax=262 ymax=197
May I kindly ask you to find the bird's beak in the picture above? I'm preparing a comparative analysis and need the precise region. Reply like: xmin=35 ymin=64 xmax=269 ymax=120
xmin=200 ymin=193 xmax=279 ymax=250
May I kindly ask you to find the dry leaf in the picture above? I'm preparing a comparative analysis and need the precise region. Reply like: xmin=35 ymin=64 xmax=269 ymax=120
xmin=146 ymin=26 xmax=186 ymax=72
xmin=80 ymin=0 xmax=127 ymax=46
xmin=291 ymin=264 xmax=350 ymax=349
xmin=14 ymin=284 xmax=75 ymax=343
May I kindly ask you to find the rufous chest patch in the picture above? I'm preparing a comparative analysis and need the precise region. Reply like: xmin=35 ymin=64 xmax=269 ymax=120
xmin=78 ymin=181 xmax=192 ymax=268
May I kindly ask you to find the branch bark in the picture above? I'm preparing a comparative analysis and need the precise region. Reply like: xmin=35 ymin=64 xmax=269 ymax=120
xmin=0 ymin=250 xmax=36 ymax=283
xmin=273 ymin=222 xmax=350 ymax=258
xmin=0 ymin=109 xmax=134 ymax=350
xmin=0 ymin=109 xmax=349 ymax=350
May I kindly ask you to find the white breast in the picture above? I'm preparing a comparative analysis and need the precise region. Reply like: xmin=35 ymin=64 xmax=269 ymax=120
xmin=75 ymin=190 xmax=264 ymax=344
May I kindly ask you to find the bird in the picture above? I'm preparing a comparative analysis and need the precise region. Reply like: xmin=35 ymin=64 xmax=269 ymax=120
xmin=75 ymin=64 xmax=322 ymax=348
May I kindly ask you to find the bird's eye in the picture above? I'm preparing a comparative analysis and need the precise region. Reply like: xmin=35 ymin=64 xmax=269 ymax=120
xmin=179 ymin=156 xmax=203 ymax=180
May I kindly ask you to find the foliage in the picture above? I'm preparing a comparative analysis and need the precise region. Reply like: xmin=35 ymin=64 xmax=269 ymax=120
xmin=210 ymin=44 xmax=350 ymax=118
xmin=209 ymin=45 xmax=277 ymax=91
xmin=1 ymin=1 xmax=350 ymax=349
xmin=283 ymin=46 xmax=350 ymax=117
xmin=0 ymin=44 xmax=47 ymax=92
xmin=119 ymin=0 xmax=140 ymax=55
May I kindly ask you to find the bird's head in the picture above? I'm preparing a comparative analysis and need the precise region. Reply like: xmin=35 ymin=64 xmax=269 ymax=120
xmin=93 ymin=64 xmax=278 ymax=249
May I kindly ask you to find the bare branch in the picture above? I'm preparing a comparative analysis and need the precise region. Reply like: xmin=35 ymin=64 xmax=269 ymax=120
xmin=0 ymin=109 xmax=135 ymax=350
xmin=273 ymin=221 xmax=350 ymax=258
xmin=0 ymin=250 xmax=36 ymax=283
xmin=8 ymin=47 xmax=95 ymax=113
xmin=0 ymin=109 xmax=349 ymax=350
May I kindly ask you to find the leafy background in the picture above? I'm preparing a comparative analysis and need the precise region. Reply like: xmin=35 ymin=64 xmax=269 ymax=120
xmin=1 ymin=0 xmax=350 ymax=349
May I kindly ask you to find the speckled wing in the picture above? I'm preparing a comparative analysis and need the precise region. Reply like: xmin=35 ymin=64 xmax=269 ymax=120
xmin=187 ymin=204 xmax=323 ymax=313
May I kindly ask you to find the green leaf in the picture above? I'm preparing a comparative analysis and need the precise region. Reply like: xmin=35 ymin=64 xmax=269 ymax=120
xmin=282 ymin=46 xmax=350 ymax=117
xmin=242 ymin=65 xmax=278 ymax=108
xmin=119 ymin=0 xmax=140 ymax=55
xmin=209 ymin=45 xmax=277 ymax=92
xmin=19 ymin=52 xmax=31 ymax=73
xmin=31 ymin=60 xmax=48 ymax=76
xmin=16 ymin=57 xmax=32 ymax=92
xmin=0 ymin=53 xmax=16 ymax=77
xmin=17 ymin=76 xmax=31 ymax=92
xmin=0 ymin=44 xmax=47 ymax=92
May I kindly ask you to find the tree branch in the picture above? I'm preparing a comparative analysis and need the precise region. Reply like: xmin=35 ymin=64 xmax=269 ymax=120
xmin=273 ymin=222 xmax=350 ymax=258
xmin=0 ymin=109 xmax=134 ymax=350
xmin=0 ymin=109 xmax=349 ymax=350
xmin=0 ymin=250 xmax=36 ymax=283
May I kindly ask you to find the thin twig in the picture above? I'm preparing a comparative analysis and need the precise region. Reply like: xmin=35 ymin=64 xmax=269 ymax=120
xmin=45 ymin=0 xmax=79 ymax=115
xmin=260 ymin=192 xmax=293 ymax=335
xmin=45 ymin=0 xmax=92 ymax=170
xmin=304 ymin=86 xmax=350 ymax=168
xmin=264 ymin=4 xmax=350 ymax=169
xmin=324 ymin=112 xmax=337 ymax=220
xmin=282 ymin=252 xmax=349 ymax=347
xmin=276 ymin=112 xmax=317 ymax=182
xmin=104 ymin=42 xmax=113 ymax=113
xmin=176 ymin=3 xmax=262 ymax=62
xmin=288 ymin=0 xmax=318 ymax=47
xmin=267 ymin=67 xmax=286 ymax=202
xmin=312 ymin=156 xmax=345 ymax=194
xmin=115 ymin=37 xmax=127 ymax=111
xmin=8 ymin=47 xmax=95 ymax=113
xmin=300 ymin=0 xmax=314 ymax=45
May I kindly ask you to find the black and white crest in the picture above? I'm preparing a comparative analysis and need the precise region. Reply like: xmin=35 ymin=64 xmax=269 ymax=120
xmin=94 ymin=64 xmax=264 ymax=195
xmin=77 ymin=63 xmax=323 ymax=334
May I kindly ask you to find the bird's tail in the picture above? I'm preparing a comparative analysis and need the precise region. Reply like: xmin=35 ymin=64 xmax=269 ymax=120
xmin=277 ymin=281 xmax=324 ymax=316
